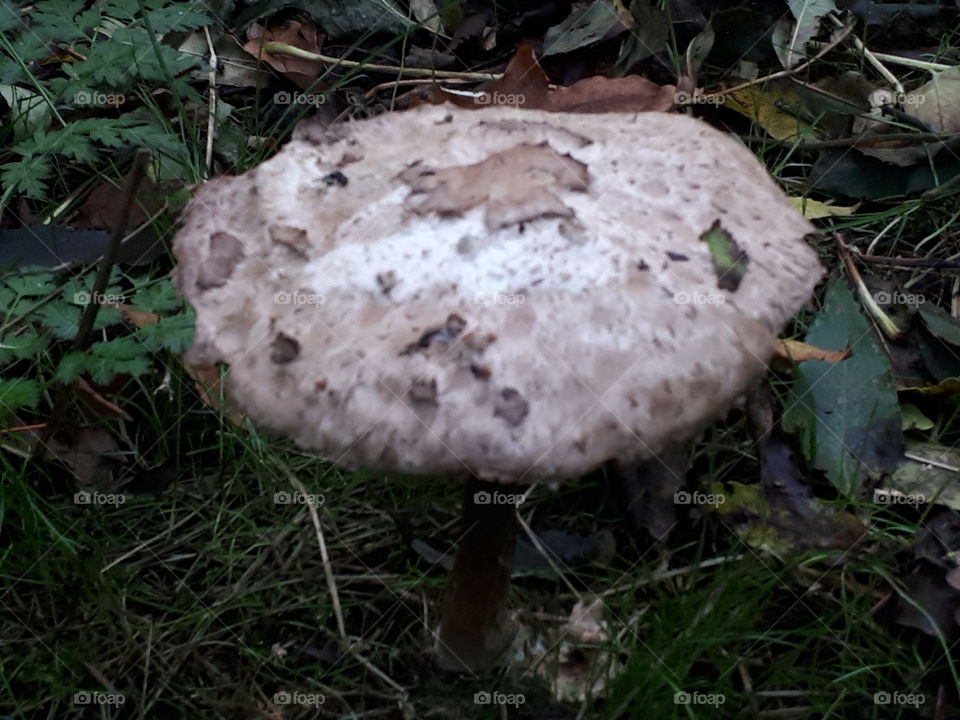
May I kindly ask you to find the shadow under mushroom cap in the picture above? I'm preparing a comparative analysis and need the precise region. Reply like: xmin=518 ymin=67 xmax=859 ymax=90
xmin=173 ymin=103 xmax=823 ymax=483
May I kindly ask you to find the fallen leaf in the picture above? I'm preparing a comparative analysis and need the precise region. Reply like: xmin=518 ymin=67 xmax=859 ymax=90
xmin=107 ymin=302 xmax=160 ymax=329
xmin=434 ymin=43 xmax=675 ymax=113
xmin=900 ymin=403 xmax=934 ymax=431
xmin=775 ymin=0 xmax=838 ymax=69
xmin=782 ymin=278 xmax=904 ymax=496
xmin=917 ymin=302 xmax=960 ymax=347
xmin=809 ymin=148 xmax=960 ymax=198
xmin=542 ymin=0 xmax=631 ymax=56
xmin=912 ymin=67 xmax=960 ymax=134
xmin=613 ymin=1 xmax=669 ymax=75
xmin=884 ymin=440 xmax=960 ymax=510
xmin=44 ymin=425 xmax=123 ymax=488
xmin=399 ymin=143 xmax=589 ymax=231
xmin=723 ymin=80 xmax=817 ymax=140
xmin=242 ymin=20 xmax=325 ymax=90
xmin=788 ymin=196 xmax=860 ymax=219
xmin=774 ymin=338 xmax=852 ymax=365
xmin=699 ymin=220 xmax=748 ymax=292
xmin=705 ymin=436 xmax=865 ymax=554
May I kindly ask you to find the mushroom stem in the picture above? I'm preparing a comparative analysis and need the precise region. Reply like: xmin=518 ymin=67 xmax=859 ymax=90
xmin=436 ymin=476 xmax=516 ymax=672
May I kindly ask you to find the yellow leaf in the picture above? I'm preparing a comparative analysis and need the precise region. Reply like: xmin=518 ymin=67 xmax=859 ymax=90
xmin=723 ymin=81 xmax=816 ymax=140
xmin=788 ymin=196 xmax=860 ymax=219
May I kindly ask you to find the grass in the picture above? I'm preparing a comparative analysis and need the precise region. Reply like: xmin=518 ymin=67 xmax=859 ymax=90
xmin=2 ymin=1 xmax=960 ymax=718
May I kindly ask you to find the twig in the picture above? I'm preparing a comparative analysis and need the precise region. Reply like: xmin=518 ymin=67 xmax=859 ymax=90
xmin=826 ymin=13 xmax=903 ymax=94
xmin=739 ymin=131 xmax=960 ymax=150
xmin=287 ymin=473 xmax=347 ymax=643
xmin=203 ymin=26 xmax=217 ymax=177
xmin=363 ymin=77 xmax=476 ymax=100
xmin=705 ymin=22 xmax=855 ymax=98
xmin=514 ymin=503 xmax=583 ymax=599
xmin=853 ymin=253 xmax=960 ymax=270
xmin=260 ymin=42 xmax=501 ymax=81
xmin=836 ymin=234 xmax=902 ymax=340
xmin=37 ymin=151 xmax=150 ymax=451
xmin=923 ymin=172 xmax=960 ymax=200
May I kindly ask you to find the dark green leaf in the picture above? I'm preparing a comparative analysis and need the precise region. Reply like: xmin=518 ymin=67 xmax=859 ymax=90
xmin=783 ymin=278 xmax=904 ymax=496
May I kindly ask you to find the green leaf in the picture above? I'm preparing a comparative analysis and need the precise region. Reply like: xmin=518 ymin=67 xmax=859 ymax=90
xmin=88 ymin=337 xmax=151 ymax=383
xmin=0 ymin=84 xmax=54 ymax=142
xmin=1 ymin=156 xmax=53 ymax=199
xmin=613 ymin=1 xmax=669 ymax=76
xmin=146 ymin=5 xmax=210 ymax=33
xmin=35 ymin=303 xmax=81 ymax=339
xmin=0 ymin=331 xmax=47 ymax=365
xmin=918 ymin=303 xmax=960 ymax=347
xmin=29 ymin=0 xmax=97 ymax=42
xmin=53 ymin=351 xmax=89 ymax=383
xmin=543 ymin=0 xmax=627 ymax=56
xmin=5 ymin=272 xmax=56 ymax=296
xmin=783 ymin=278 xmax=904 ymax=496
xmin=699 ymin=220 xmax=749 ymax=292
xmin=137 ymin=312 xmax=194 ymax=353
xmin=0 ymin=378 xmax=41 ymax=419
xmin=131 ymin=281 xmax=183 ymax=313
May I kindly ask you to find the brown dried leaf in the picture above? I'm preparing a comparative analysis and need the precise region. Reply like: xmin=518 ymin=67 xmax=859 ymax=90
xmin=242 ymin=20 xmax=325 ymax=90
xmin=399 ymin=143 xmax=589 ymax=230
xmin=436 ymin=44 xmax=675 ymax=113
xmin=75 ymin=376 xmax=134 ymax=421
xmin=108 ymin=302 xmax=159 ymax=329
xmin=44 ymin=425 xmax=121 ymax=487
xmin=774 ymin=338 xmax=852 ymax=366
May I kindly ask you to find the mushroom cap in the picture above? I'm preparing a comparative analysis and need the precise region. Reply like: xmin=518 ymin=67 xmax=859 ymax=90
xmin=173 ymin=103 xmax=823 ymax=483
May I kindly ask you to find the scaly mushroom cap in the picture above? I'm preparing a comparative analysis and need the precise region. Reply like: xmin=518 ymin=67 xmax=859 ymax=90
xmin=174 ymin=103 xmax=823 ymax=483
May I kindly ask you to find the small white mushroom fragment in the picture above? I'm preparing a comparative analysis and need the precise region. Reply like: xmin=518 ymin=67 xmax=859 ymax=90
xmin=173 ymin=103 xmax=824 ymax=673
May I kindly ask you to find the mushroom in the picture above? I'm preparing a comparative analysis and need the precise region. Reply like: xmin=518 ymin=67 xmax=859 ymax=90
xmin=172 ymin=103 xmax=823 ymax=672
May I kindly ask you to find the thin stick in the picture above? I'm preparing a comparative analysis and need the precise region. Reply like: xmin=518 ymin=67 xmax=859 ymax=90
xmin=854 ymin=253 xmax=960 ymax=269
xmin=705 ymin=22 xmax=855 ymax=98
xmin=38 ymin=151 xmax=150 ymax=451
xmin=261 ymin=41 xmax=501 ymax=81
xmin=203 ymin=26 xmax=217 ymax=177
xmin=740 ymin=131 xmax=960 ymax=149
xmin=288 ymin=474 xmax=347 ymax=642
xmin=514 ymin=507 xmax=582 ymax=599
xmin=836 ymin=234 xmax=902 ymax=340
xmin=827 ymin=13 xmax=902 ymax=94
